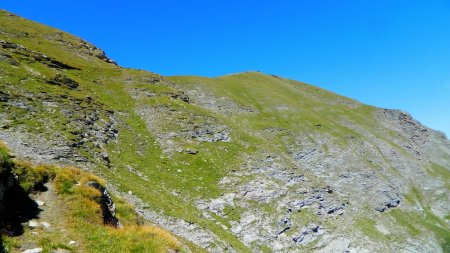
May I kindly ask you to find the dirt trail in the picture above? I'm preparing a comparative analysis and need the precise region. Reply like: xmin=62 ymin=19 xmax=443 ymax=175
xmin=14 ymin=183 xmax=74 ymax=253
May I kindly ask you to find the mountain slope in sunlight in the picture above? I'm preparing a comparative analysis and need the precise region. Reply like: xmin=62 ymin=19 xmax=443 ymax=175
xmin=0 ymin=9 xmax=449 ymax=253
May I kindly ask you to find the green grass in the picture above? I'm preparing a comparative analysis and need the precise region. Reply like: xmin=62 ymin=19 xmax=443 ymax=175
xmin=355 ymin=218 xmax=384 ymax=240
xmin=0 ymin=142 xmax=12 ymax=174
xmin=427 ymin=162 xmax=450 ymax=191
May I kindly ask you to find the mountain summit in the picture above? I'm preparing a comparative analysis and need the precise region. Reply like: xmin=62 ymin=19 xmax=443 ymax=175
xmin=0 ymin=10 xmax=449 ymax=253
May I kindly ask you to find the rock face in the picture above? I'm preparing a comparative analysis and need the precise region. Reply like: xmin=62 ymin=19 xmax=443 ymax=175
xmin=1 ymin=9 xmax=449 ymax=253
xmin=86 ymin=181 xmax=122 ymax=228
xmin=0 ymin=40 xmax=79 ymax=70
xmin=46 ymin=74 xmax=79 ymax=89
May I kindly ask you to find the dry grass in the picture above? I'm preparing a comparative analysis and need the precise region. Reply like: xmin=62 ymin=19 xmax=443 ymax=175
xmin=52 ymin=166 xmax=183 ymax=252
xmin=109 ymin=225 xmax=181 ymax=251
xmin=0 ymin=141 xmax=9 ymax=151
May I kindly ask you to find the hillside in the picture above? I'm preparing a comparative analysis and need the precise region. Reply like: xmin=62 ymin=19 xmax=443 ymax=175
xmin=0 ymin=9 xmax=449 ymax=253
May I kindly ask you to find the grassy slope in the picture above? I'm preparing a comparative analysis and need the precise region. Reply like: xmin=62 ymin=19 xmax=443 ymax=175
xmin=1 ymin=9 xmax=449 ymax=252
xmin=0 ymin=10 xmax=246 ymax=251
xmin=167 ymin=73 xmax=450 ymax=251
xmin=0 ymin=142 xmax=184 ymax=253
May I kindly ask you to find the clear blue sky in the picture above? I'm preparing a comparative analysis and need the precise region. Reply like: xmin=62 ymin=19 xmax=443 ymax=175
xmin=3 ymin=1 xmax=450 ymax=137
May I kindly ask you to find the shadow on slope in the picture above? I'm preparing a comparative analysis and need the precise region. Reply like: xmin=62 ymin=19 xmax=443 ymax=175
xmin=0 ymin=234 xmax=4 ymax=253
xmin=0 ymin=179 xmax=41 ymax=237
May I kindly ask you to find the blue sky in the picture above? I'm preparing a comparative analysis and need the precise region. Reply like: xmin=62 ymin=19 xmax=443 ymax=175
xmin=2 ymin=1 xmax=450 ymax=136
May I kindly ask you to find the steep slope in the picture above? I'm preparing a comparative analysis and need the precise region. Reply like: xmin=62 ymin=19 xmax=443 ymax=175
xmin=0 ymin=10 xmax=449 ymax=253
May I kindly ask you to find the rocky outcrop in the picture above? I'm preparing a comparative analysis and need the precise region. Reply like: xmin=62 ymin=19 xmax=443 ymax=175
xmin=119 ymin=189 xmax=233 ymax=253
xmin=292 ymin=224 xmax=324 ymax=245
xmin=190 ymin=125 xmax=231 ymax=143
xmin=0 ymin=40 xmax=79 ymax=70
xmin=46 ymin=74 xmax=79 ymax=89
xmin=86 ymin=181 xmax=122 ymax=228
xmin=79 ymin=40 xmax=117 ymax=65
xmin=0 ymin=90 xmax=118 ymax=168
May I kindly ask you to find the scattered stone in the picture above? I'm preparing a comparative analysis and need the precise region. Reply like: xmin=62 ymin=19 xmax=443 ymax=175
xmin=52 ymin=249 xmax=70 ymax=253
xmin=68 ymin=241 xmax=76 ymax=245
xmin=35 ymin=200 xmax=45 ymax=206
xmin=22 ymin=248 xmax=43 ymax=253
xmin=186 ymin=148 xmax=198 ymax=155
xmin=292 ymin=225 xmax=324 ymax=245
xmin=29 ymin=220 xmax=39 ymax=228
xmin=40 ymin=222 xmax=51 ymax=228
xmin=190 ymin=126 xmax=231 ymax=142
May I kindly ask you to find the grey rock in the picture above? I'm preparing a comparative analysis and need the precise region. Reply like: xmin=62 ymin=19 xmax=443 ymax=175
xmin=186 ymin=148 xmax=198 ymax=155
xmin=29 ymin=220 xmax=39 ymax=228
xmin=86 ymin=181 xmax=122 ymax=228
xmin=52 ymin=249 xmax=70 ymax=253
xmin=40 ymin=221 xmax=51 ymax=228
xmin=22 ymin=248 xmax=43 ymax=253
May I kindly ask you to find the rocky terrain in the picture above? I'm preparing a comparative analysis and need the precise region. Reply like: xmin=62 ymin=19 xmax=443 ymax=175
xmin=0 ymin=9 xmax=449 ymax=253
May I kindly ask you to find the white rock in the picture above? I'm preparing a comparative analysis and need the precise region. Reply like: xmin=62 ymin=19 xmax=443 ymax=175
xmin=29 ymin=220 xmax=39 ymax=228
xmin=68 ymin=240 xmax=76 ymax=245
xmin=22 ymin=248 xmax=43 ymax=253
xmin=128 ymin=191 xmax=132 ymax=195
xmin=375 ymin=224 xmax=390 ymax=235
xmin=35 ymin=200 xmax=45 ymax=206
xmin=52 ymin=249 xmax=70 ymax=253
xmin=316 ymin=238 xmax=351 ymax=253
xmin=40 ymin=222 xmax=51 ymax=228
